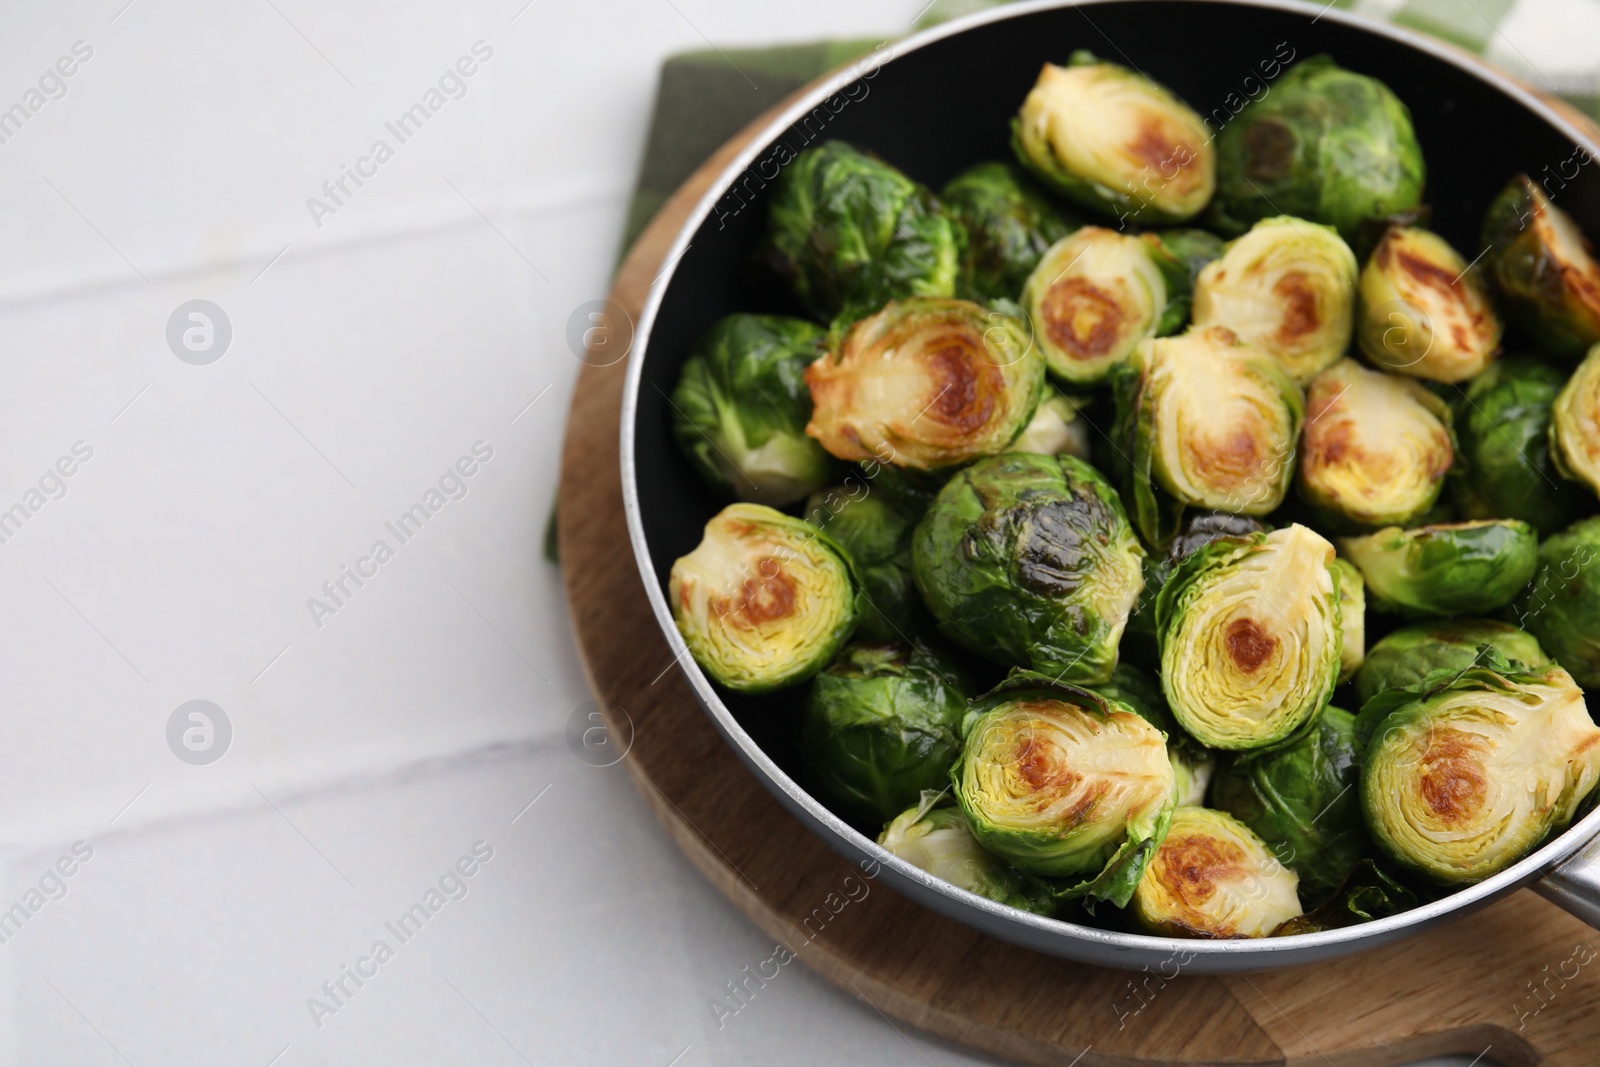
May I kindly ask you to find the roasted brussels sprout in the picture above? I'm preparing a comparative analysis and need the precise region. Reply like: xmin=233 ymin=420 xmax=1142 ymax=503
xmin=1359 ymin=658 xmax=1600 ymax=884
xmin=670 ymin=314 xmax=835 ymax=506
xmin=1008 ymin=386 xmax=1091 ymax=459
xmin=1122 ymin=512 xmax=1271 ymax=669
xmin=801 ymin=641 xmax=971 ymax=822
xmin=1191 ymin=216 xmax=1358 ymax=384
xmin=878 ymin=793 xmax=1054 ymax=914
xmin=1332 ymin=558 xmax=1366 ymax=682
xmin=1012 ymin=51 xmax=1214 ymax=224
xmin=1158 ymin=525 xmax=1341 ymax=751
xmin=1089 ymin=664 xmax=1215 ymax=807
xmin=803 ymin=489 xmax=922 ymax=642
xmin=1272 ymin=859 xmax=1417 ymax=935
xmin=913 ymin=453 xmax=1144 ymax=683
xmin=1020 ymin=227 xmax=1182 ymax=385
xmin=953 ymin=676 xmax=1175 ymax=904
xmin=1153 ymin=227 xmax=1226 ymax=329
xmin=1111 ymin=326 xmax=1304 ymax=548
xmin=1356 ymin=227 xmax=1501 ymax=383
xmin=805 ymin=298 xmax=1044 ymax=470
xmin=1514 ymin=516 xmax=1600 ymax=687
xmin=1132 ymin=806 xmax=1302 ymax=938
xmin=1297 ymin=358 xmax=1453 ymax=528
xmin=1452 ymin=356 xmax=1590 ymax=535
xmin=1339 ymin=520 xmax=1538 ymax=617
xmin=1481 ymin=174 xmax=1600 ymax=358
xmin=1209 ymin=56 xmax=1425 ymax=242
xmin=942 ymin=161 xmax=1079 ymax=302
xmin=670 ymin=504 xmax=857 ymax=693
xmin=1552 ymin=342 xmax=1600 ymax=498
xmin=761 ymin=141 xmax=963 ymax=322
xmin=1354 ymin=619 xmax=1551 ymax=707
xmin=1210 ymin=706 xmax=1367 ymax=904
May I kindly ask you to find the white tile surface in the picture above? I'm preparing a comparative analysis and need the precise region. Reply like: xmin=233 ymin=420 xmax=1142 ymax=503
xmin=0 ymin=0 xmax=1512 ymax=1063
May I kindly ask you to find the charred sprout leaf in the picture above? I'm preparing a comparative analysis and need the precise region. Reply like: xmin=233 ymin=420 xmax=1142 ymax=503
xmin=1297 ymin=358 xmax=1454 ymax=529
xmin=1008 ymin=386 xmax=1092 ymax=459
xmin=1157 ymin=525 xmax=1342 ymax=751
xmin=670 ymin=314 xmax=836 ymax=506
xmin=1357 ymin=227 xmax=1501 ymax=383
xmin=1332 ymin=558 xmax=1366 ymax=683
xmin=1513 ymin=516 xmax=1600 ymax=687
xmin=942 ymin=161 xmax=1080 ymax=302
xmin=1153 ymin=227 xmax=1226 ymax=332
xmin=803 ymin=489 xmax=923 ymax=642
xmin=1021 ymin=227 xmax=1181 ymax=385
xmin=669 ymin=504 xmax=857 ymax=693
xmin=1111 ymin=326 xmax=1304 ymax=549
xmin=806 ymin=297 xmax=1044 ymax=471
xmin=1339 ymin=520 xmax=1538 ymax=617
xmin=1354 ymin=619 xmax=1550 ymax=708
xmin=1360 ymin=660 xmax=1600 ymax=884
xmin=878 ymin=792 xmax=1055 ymax=914
xmin=1133 ymin=807 xmax=1302 ymax=938
xmin=1191 ymin=216 xmax=1357 ymax=385
xmin=1272 ymin=859 xmax=1417 ymax=935
xmin=1012 ymin=51 xmax=1215 ymax=224
xmin=1209 ymin=56 xmax=1425 ymax=243
xmin=801 ymin=642 xmax=972 ymax=823
xmin=1088 ymin=664 xmax=1215 ymax=807
xmin=1211 ymin=706 xmax=1367 ymax=904
xmin=1481 ymin=175 xmax=1600 ymax=359
xmin=952 ymin=675 xmax=1174 ymax=905
xmin=912 ymin=453 xmax=1145 ymax=684
xmin=1552 ymin=342 xmax=1600 ymax=498
xmin=1452 ymin=355 xmax=1590 ymax=535
xmin=761 ymin=141 xmax=963 ymax=323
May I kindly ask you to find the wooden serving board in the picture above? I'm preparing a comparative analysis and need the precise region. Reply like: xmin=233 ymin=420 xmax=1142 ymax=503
xmin=557 ymin=86 xmax=1600 ymax=1067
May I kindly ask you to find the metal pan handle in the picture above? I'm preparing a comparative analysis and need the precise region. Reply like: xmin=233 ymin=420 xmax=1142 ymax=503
xmin=1534 ymin=834 xmax=1600 ymax=928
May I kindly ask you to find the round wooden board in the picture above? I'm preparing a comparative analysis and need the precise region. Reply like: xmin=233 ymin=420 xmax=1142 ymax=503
xmin=558 ymin=84 xmax=1600 ymax=1067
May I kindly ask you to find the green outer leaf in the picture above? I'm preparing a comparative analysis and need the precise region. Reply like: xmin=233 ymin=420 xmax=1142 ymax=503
xmin=1145 ymin=234 xmax=1195 ymax=337
xmin=1209 ymin=55 xmax=1424 ymax=242
xmin=941 ymin=161 xmax=1079 ymax=302
xmin=801 ymin=641 xmax=972 ymax=823
xmin=1481 ymin=175 xmax=1600 ymax=359
xmin=1152 ymin=228 xmax=1225 ymax=335
xmin=1353 ymin=619 xmax=1550 ymax=707
xmin=911 ymin=453 xmax=1145 ymax=684
xmin=1513 ymin=515 xmax=1600 ymax=688
xmin=1341 ymin=520 xmax=1539 ymax=618
xmin=1272 ymin=859 xmax=1417 ymax=935
xmin=803 ymin=489 xmax=925 ymax=642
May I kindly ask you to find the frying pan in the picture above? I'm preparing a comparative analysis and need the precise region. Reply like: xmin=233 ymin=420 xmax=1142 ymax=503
xmin=620 ymin=0 xmax=1600 ymax=972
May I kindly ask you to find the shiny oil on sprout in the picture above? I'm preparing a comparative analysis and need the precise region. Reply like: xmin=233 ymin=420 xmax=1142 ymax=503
xmin=1190 ymin=216 xmax=1357 ymax=385
xmin=1132 ymin=807 xmax=1302 ymax=938
xmin=1339 ymin=520 xmax=1538 ymax=618
xmin=1011 ymin=50 xmax=1214 ymax=224
xmin=1356 ymin=227 xmax=1502 ymax=383
xmin=804 ymin=297 xmax=1044 ymax=471
xmin=1296 ymin=357 xmax=1453 ymax=529
xmin=669 ymin=503 xmax=857 ymax=694
xmin=1481 ymin=174 xmax=1600 ymax=359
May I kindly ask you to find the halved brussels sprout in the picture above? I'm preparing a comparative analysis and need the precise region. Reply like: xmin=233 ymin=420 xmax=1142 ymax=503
xmin=942 ymin=161 xmax=1079 ymax=302
xmin=878 ymin=793 xmax=1054 ymax=914
xmin=1123 ymin=512 xmax=1272 ymax=670
xmin=1020 ymin=228 xmax=1181 ymax=385
xmin=1191 ymin=216 xmax=1358 ymax=384
xmin=1089 ymin=664 xmax=1215 ymax=808
xmin=1157 ymin=524 xmax=1341 ymax=751
xmin=1339 ymin=520 xmax=1538 ymax=617
xmin=1272 ymin=859 xmax=1417 ymax=935
xmin=1209 ymin=56 xmax=1425 ymax=242
xmin=761 ymin=141 xmax=963 ymax=322
xmin=1359 ymin=658 xmax=1600 ymax=884
xmin=1012 ymin=51 xmax=1214 ymax=224
xmin=912 ymin=453 xmax=1144 ymax=683
xmin=1354 ymin=619 xmax=1551 ymax=708
xmin=803 ymin=488 xmax=922 ymax=642
xmin=669 ymin=503 xmax=857 ymax=693
xmin=805 ymin=298 xmax=1044 ymax=471
xmin=1481 ymin=174 xmax=1600 ymax=359
xmin=1008 ymin=386 xmax=1091 ymax=459
xmin=1453 ymin=356 xmax=1590 ymax=535
xmin=670 ymin=314 xmax=835 ymax=506
xmin=1514 ymin=516 xmax=1600 ymax=687
xmin=801 ymin=641 xmax=971 ymax=823
xmin=1356 ymin=227 xmax=1501 ymax=383
xmin=1153 ymin=227 xmax=1226 ymax=331
xmin=1132 ymin=807 xmax=1302 ymax=938
xmin=1297 ymin=358 xmax=1453 ymax=528
xmin=1553 ymin=342 xmax=1600 ymax=498
xmin=1210 ymin=706 xmax=1367 ymax=905
xmin=1111 ymin=325 xmax=1304 ymax=548
xmin=1332 ymin=558 xmax=1366 ymax=683
xmin=953 ymin=676 xmax=1174 ymax=904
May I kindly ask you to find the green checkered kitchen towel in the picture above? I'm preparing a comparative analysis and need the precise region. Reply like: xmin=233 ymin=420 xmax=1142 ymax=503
xmin=619 ymin=0 xmax=1600 ymax=255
